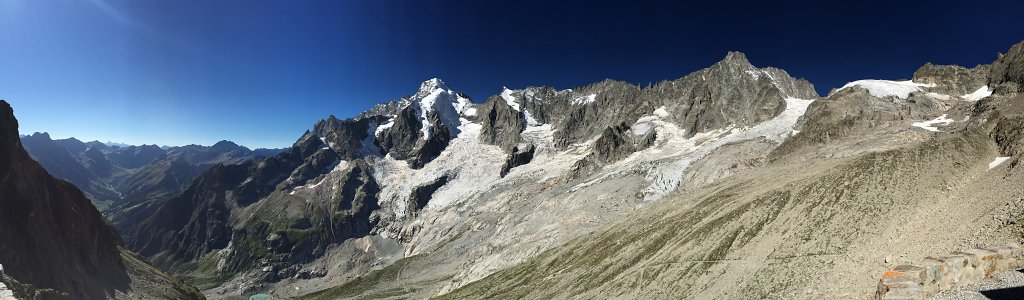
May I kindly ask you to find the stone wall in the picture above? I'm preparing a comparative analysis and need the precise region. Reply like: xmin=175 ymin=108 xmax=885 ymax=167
xmin=876 ymin=244 xmax=1024 ymax=299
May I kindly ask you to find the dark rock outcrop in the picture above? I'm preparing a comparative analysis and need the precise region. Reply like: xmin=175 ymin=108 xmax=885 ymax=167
xmin=500 ymin=144 xmax=536 ymax=177
xmin=913 ymin=63 xmax=991 ymax=95
xmin=567 ymin=122 xmax=658 ymax=180
xmin=408 ymin=175 xmax=449 ymax=214
xmin=376 ymin=108 xmax=456 ymax=168
xmin=377 ymin=106 xmax=424 ymax=159
xmin=990 ymin=40 xmax=1024 ymax=93
xmin=313 ymin=116 xmax=378 ymax=160
xmin=408 ymin=111 xmax=452 ymax=169
xmin=478 ymin=95 xmax=525 ymax=151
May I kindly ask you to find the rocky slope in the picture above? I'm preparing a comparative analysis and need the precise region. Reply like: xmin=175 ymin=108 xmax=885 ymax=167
xmin=441 ymin=41 xmax=1024 ymax=299
xmin=0 ymin=100 xmax=204 ymax=300
xmin=20 ymin=133 xmax=284 ymax=212
xmin=114 ymin=52 xmax=825 ymax=299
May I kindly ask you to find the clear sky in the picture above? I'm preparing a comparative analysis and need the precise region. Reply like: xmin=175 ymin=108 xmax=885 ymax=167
xmin=2 ymin=0 xmax=1022 ymax=148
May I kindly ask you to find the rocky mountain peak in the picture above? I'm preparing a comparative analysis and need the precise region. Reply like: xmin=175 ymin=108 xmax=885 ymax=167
xmin=28 ymin=132 xmax=51 ymax=140
xmin=415 ymin=78 xmax=451 ymax=98
xmin=0 ymin=101 xmax=20 ymax=167
xmin=989 ymin=40 xmax=1024 ymax=93
xmin=408 ymin=78 xmax=467 ymax=139
xmin=211 ymin=140 xmax=243 ymax=151
xmin=720 ymin=51 xmax=753 ymax=67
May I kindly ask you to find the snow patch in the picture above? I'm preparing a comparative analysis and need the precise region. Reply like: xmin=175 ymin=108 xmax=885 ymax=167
xmin=455 ymin=95 xmax=472 ymax=113
xmin=523 ymin=109 xmax=541 ymax=126
xmin=631 ymin=114 xmax=661 ymax=137
xmin=501 ymin=88 xmax=520 ymax=111
xmin=571 ymin=94 xmax=597 ymax=105
xmin=376 ymin=119 xmax=395 ymax=136
xmin=839 ymin=80 xmax=935 ymax=99
xmin=925 ymin=92 xmax=952 ymax=100
xmin=912 ymin=114 xmax=954 ymax=132
xmin=745 ymin=69 xmax=762 ymax=80
xmin=989 ymin=156 xmax=1012 ymax=170
xmin=523 ymin=123 xmax=552 ymax=134
xmin=361 ymin=121 xmax=384 ymax=156
xmin=653 ymin=106 xmax=670 ymax=118
xmin=319 ymin=137 xmax=332 ymax=150
xmin=290 ymin=160 xmax=349 ymax=194
xmin=962 ymin=86 xmax=992 ymax=101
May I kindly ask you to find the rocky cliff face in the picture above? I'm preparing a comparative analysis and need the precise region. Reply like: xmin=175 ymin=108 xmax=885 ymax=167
xmin=477 ymin=95 xmax=525 ymax=151
xmin=0 ymin=100 xmax=203 ymax=300
xmin=913 ymin=63 xmax=991 ymax=95
xmin=990 ymin=40 xmax=1024 ymax=93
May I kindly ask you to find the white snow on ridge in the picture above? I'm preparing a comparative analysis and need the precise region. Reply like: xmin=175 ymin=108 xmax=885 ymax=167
xmin=523 ymin=109 xmax=541 ymax=126
xmin=745 ymin=69 xmax=762 ymax=80
xmin=653 ymin=106 xmax=670 ymax=118
xmin=571 ymin=94 xmax=597 ymax=105
xmin=455 ymin=95 xmax=473 ymax=114
xmin=501 ymin=88 xmax=521 ymax=111
xmin=642 ymin=97 xmax=814 ymax=200
xmin=963 ymin=86 xmax=993 ymax=101
xmin=289 ymin=160 xmax=349 ymax=195
xmin=839 ymin=80 xmax=935 ymax=99
xmin=371 ymin=119 xmax=507 ymax=217
xmin=989 ymin=156 xmax=1012 ymax=170
xmin=414 ymin=83 xmax=464 ymax=140
xmin=912 ymin=114 xmax=954 ymax=132
xmin=361 ymin=121 xmax=383 ymax=156
xmin=631 ymin=115 xmax=658 ymax=137
xmin=319 ymin=137 xmax=332 ymax=150
xmin=925 ymin=92 xmax=952 ymax=100
xmin=575 ymin=97 xmax=815 ymax=201
xmin=375 ymin=119 xmax=395 ymax=136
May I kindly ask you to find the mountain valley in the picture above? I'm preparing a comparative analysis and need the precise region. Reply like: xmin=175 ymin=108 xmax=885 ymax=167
xmin=3 ymin=38 xmax=1024 ymax=300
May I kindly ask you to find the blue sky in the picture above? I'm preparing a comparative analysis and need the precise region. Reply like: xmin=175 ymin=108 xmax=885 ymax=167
xmin=2 ymin=0 xmax=1022 ymax=148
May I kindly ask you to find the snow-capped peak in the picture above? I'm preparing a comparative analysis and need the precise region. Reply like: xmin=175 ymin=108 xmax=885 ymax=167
xmin=415 ymin=78 xmax=450 ymax=98
xmin=410 ymin=78 xmax=464 ymax=140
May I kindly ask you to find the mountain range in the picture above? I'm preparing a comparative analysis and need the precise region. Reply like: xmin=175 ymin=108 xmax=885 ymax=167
xmin=19 ymin=133 xmax=284 ymax=212
xmin=0 ymin=101 xmax=204 ymax=300
xmin=1 ymin=39 xmax=1023 ymax=299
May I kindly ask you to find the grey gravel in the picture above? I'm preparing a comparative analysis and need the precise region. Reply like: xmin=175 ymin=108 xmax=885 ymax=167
xmin=932 ymin=270 xmax=1024 ymax=300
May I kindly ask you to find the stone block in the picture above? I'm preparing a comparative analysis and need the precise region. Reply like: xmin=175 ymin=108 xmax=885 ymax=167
xmin=920 ymin=257 xmax=944 ymax=284
xmin=878 ymin=266 xmax=926 ymax=300
xmin=987 ymin=246 xmax=1015 ymax=271
xmin=938 ymin=255 xmax=968 ymax=288
xmin=892 ymin=265 xmax=927 ymax=284
xmin=877 ymin=244 xmax=1024 ymax=299
xmin=991 ymin=244 xmax=1024 ymax=269
xmin=919 ymin=258 xmax=944 ymax=295
xmin=962 ymin=249 xmax=998 ymax=276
